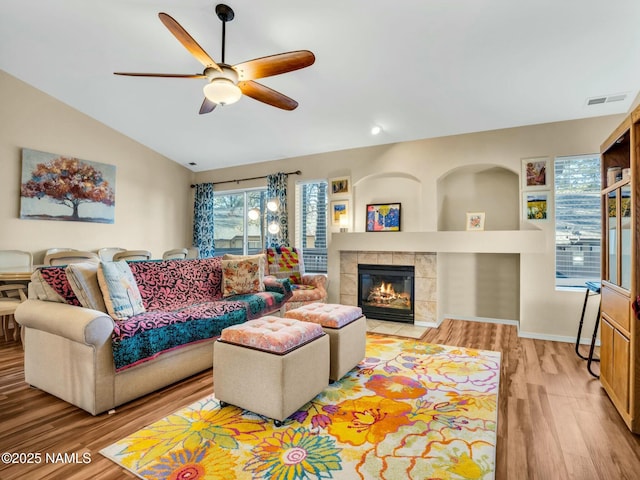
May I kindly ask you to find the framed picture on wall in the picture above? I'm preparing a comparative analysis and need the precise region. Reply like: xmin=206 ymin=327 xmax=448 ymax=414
xmin=466 ymin=212 xmax=485 ymax=231
xmin=523 ymin=192 xmax=549 ymax=220
xmin=521 ymin=157 xmax=549 ymax=190
xmin=330 ymin=199 xmax=349 ymax=226
xmin=329 ymin=176 xmax=351 ymax=196
xmin=366 ymin=203 xmax=401 ymax=232
xmin=20 ymin=148 xmax=116 ymax=224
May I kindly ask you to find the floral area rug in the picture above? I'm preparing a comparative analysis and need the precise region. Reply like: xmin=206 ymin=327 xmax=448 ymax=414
xmin=100 ymin=335 xmax=500 ymax=479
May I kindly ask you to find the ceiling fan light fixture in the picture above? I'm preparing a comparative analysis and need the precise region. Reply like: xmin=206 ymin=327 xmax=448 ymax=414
xmin=203 ymin=78 xmax=242 ymax=106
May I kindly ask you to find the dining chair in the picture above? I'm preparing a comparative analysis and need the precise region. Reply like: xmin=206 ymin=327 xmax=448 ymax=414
xmin=97 ymin=247 xmax=126 ymax=262
xmin=112 ymin=250 xmax=152 ymax=261
xmin=0 ymin=284 xmax=27 ymax=342
xmin=45 ymin=247 xmax=76 ymax=256
xmin=44 ymin=251 xmax=100 ymax=266
xmin=162 ymin=248 xmax=188 ymax=260
xmin=43 ymin=248 xmax=82 ymax=265
xmin=0 ymin=250 xmax=33 ymax=269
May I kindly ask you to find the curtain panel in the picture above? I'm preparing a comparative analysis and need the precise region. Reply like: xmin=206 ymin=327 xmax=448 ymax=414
xmin=192 ymin=183 xmax=215 ymax=258
xmin=266 ymin=172 xmax=289 ymax=247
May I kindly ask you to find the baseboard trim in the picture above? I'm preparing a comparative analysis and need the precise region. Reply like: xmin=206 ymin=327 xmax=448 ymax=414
xmin=439 ymin=315 xmax=600 ymax=345
xmin=441 ymin=315 xmax=519 ymax=327
xmin=414 ymin=320 xmax=440 ymax=328
xmin=518 ymin=330 xmax=601 ymax=346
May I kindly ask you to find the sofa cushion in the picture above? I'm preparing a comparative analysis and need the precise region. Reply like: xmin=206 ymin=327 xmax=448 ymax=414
xmin=98 ymin=261 xmax=146 ymax=320
xmin=65 ymin=261 xmax=107 ymax=312
xmin=266 ymin=247 xmax=303 ymax=284
xmin=221 ymin=257 xmax=265 ymax=297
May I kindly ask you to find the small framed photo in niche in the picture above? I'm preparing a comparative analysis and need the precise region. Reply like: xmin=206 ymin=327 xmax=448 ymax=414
xmin=466 ymin=212 xmax=485 ymax=231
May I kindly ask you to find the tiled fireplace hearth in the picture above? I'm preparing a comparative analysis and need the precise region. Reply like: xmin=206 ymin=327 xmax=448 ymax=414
xmin=339 ymin=251 xmax=437 ymax=325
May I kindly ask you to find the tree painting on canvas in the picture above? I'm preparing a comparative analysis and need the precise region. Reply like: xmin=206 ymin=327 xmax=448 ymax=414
xmin=20 ymin=148 xmax=116 ymax=223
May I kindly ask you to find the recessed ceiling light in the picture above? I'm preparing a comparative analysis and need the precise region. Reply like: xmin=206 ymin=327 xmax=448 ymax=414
xmin=371 ymin=125 xmax=382 ymax=135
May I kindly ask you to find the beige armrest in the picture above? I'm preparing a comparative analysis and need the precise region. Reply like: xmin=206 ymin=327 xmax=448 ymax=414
xmin=15 ymin=299 xmax=114 ymax=346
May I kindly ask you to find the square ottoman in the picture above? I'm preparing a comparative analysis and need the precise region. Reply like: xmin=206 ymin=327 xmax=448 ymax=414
xmin=285 ymin=303 xmax=366 ymax=381
xmin=214 ymin=316 xmax=329 ymax=425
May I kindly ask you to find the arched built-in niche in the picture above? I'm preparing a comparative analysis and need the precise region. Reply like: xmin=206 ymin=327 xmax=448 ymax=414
xmin=437 ymin=164 xmax=521 ymax=321
xmin=437 ymin=164 xmax=519 ymax=231
xmin=354 ymin=172 xmax=422 ymax=232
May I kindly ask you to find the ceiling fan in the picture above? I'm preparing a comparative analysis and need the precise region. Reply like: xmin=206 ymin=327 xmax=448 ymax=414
xmin=114 ymin=4 xmax=315 ymax=114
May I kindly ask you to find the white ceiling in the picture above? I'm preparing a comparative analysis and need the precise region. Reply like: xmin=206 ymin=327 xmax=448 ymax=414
xmin=2 ymin=0 xmax=640 ymax=172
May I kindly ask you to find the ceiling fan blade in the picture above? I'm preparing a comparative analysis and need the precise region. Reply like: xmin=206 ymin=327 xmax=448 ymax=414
xmin=238 ymin=81 xmax=298 ymax=110
xmin=234 ymin=50 xmax=315 ymax=81
xmin=114 ymin=72 xmax=206 ymax=78
xmin=199 ymin=98 xmax=217 ymax=115
xmin=158 ymin=12 xmax=221 ymax=71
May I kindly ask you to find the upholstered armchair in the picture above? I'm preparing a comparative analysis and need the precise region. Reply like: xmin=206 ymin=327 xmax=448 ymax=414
xmin=266 ymin=247 xmax=327 ymax=311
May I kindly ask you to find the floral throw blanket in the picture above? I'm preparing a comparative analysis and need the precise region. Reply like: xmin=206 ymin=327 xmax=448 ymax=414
xmin=110 ymin=259 xmax=291 ymax=371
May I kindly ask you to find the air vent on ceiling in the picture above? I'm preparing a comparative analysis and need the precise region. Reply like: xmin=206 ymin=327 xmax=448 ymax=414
xmin=586 ymin=93 xmax=628 ymax=106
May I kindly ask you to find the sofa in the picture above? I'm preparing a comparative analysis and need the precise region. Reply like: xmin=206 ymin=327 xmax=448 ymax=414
xmin=266 ymin=246 xmax=328 ymax=311
xmin=15 ymin=256 xmax=292 ymax=415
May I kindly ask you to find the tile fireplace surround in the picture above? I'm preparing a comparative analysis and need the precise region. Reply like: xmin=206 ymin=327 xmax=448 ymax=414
xmin=339 ymin=251 xmax=437 ymax=325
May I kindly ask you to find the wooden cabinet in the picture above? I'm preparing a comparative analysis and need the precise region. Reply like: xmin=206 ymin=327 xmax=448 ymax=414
xmin=599 ymin=104 xmax=638 ymax=432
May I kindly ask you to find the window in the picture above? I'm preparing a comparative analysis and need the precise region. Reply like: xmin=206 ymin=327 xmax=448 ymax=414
xmin=295 ymin=180 xmax=328 ymax=272
xmin=214 ymin=188 xmax=267 ymax=255
xmin=554 ymin=154 xmax=601 ymax=287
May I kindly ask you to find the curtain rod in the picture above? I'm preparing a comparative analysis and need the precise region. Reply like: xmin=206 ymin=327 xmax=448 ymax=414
xmin=190 ymin=170 xmax=302 ymax=188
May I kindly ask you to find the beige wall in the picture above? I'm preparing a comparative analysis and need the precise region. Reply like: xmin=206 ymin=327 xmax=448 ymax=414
xmin=1 ymin=66 xmax=623 ymax=341
xmin=196 ymin=114 xmax=623 ymax=341
xmin=0 ymin=71 xmax=194 ymax=263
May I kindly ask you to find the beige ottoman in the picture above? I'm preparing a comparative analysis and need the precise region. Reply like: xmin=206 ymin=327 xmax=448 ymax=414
xmin=285 ymin=303 xmax=366 ymax=381
xmin=214 ymin=316 xmax=329 ymax=425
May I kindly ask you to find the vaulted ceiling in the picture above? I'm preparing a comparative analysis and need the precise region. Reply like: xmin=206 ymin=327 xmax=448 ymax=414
xmin=2 ymin=1 xmax=639 ymax=171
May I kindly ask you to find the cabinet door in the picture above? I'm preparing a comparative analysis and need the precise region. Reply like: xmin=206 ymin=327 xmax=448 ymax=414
xmin=601 ymin=318 xmax=631 ymax=413
xmin=600 ymin=318 xmax=614 ymax=386
xmin=612 ymin=328 xmax=630 ymax=412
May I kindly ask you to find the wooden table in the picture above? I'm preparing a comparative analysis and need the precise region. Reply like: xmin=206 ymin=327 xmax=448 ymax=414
xmin=0 ymin=266 xmax=37 ymax=282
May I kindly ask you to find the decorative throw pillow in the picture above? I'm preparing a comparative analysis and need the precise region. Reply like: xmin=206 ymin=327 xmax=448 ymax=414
xmin=222 ymin=253 xmax=267 ymax=278
xmin=97 ymin=261 xmax=146 ymax=320
xmin=221 ymin=257 xmax=265 ymax=297
xmin=266 ymin=247 xmax=303 ymax=284
xmin=65 ymin=262 xmax=107 ymax=312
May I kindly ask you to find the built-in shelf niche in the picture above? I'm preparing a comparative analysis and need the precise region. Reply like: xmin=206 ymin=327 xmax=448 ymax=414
xmin=437 ymin=164 xmax=520 ymax=231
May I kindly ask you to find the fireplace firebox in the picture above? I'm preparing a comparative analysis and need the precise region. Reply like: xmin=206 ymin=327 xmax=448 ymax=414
xmin=358 ymin=264 xmax=415 ymax=323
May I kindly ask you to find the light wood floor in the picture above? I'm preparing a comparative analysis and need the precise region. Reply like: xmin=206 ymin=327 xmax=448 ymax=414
xmin=1 ymin=319 xmax=639 ymax=479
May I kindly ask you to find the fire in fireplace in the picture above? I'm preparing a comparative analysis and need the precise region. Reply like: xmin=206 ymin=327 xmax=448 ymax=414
xmin=358 ymin=264 xmax=415 ymax=323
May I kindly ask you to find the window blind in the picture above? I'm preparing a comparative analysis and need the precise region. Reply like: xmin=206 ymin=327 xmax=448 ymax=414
xmin=554 ymin=155 xmax=601 ymax=286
